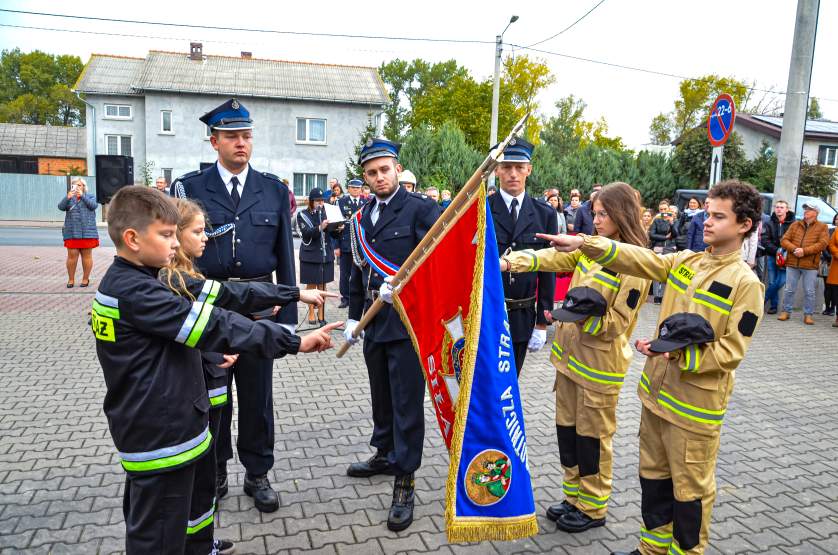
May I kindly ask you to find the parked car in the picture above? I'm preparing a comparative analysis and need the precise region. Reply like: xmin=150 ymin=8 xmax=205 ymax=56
xmin=672 ymin=188 xmax=836 ymax=229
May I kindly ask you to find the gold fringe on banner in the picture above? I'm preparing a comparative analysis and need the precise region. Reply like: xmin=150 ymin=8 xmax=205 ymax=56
xmin=446 ymin=515 xmax=539 ymax=543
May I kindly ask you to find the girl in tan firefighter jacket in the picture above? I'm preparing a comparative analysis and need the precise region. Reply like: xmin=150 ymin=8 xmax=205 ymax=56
xmin=541 ymin=180 xmax=765 ymax=555
xmin=501 ymin=182 xmax=651 ymax=533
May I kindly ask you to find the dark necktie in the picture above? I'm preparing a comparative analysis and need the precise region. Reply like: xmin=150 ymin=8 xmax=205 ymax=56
xmin=510 ymin=198 xmax=519 ymax=227
xmin=230 ymin=176 xmax=241 ymax=208
xmin=377 ymin=202 xmax=387 ymax=222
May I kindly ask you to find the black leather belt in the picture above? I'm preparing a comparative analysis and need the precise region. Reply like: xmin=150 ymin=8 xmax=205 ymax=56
xmin=364 ymin=290 xmax=380 ymax=302
xmin=217 ymin=274 xmax=272 ymax=283
xmin=505 ymin=295 xmax=536 ymax=311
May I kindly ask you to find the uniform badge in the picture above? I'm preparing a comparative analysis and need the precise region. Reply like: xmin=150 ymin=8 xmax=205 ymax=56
xmin=465 ymin=449 xmax=512 ymax=506
xmin=231 ymin=99 xmax=240 ymax=109
xmin=660 ymin=325 xmax=669 ymax=337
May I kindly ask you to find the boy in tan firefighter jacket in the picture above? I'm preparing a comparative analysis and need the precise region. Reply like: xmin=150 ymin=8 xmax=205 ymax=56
xmin=501 ymin=182 xmax=651 ymax=533
xmin=540 ymin=180 xmax=765 ymax=555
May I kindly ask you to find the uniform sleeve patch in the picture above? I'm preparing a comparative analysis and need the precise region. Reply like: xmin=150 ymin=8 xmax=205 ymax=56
xmin=738 ymin=311 xmax=758 ymax=337
xmin=708 ymin=280 xmax=733 ymax=299
xmin=600 ymin=267 xmax=618 ymax=277
xmin=626 ymin=288 xmax=641 ymax=309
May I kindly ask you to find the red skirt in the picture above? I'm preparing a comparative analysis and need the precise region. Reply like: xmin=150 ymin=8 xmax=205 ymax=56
xmin=64 ymin=238 xmax=99 ymax=249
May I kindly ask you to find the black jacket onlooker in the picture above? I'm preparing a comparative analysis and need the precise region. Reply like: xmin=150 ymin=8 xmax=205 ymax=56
xmin=648 ymin=216 xmax=679 ymax=251
xmin=761 ymin=211 xmax=796 ymax=257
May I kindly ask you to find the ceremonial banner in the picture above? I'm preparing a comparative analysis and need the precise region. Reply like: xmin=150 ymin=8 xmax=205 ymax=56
xmin=393 ymin=187 xmax=537 ymax=542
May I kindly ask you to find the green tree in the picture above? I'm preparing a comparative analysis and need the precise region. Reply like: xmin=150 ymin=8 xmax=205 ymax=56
xmin=399 ymin=125 xmax=437 ymax=188
xmin=808 ymin=97 xmax=823 ymax=120
xmin=739 ymin=141 xmax=776 ymax=192
xmin=344 ymin=114 xmax=378 ymax=182
xmin=650 ymin=74 xmax=749 ymax=143
xmin=799 ymin=161 xmax=838 ymax=198
xmin=528 ymin=145 xmax=562 ymax=194
xmin=0 ymin=48 xmax=85 ymax=126
xmin=671 ymin=127 xmax=747 ymax=186
xmin=540 ymin=95 xmax=625 ymax=161
xmin=399 ymin=122 xmax=482 ymax=193
xmin=632 ymin=151 xmax=681 ymax=207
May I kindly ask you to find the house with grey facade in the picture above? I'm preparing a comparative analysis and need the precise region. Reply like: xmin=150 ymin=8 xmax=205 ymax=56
xmin=73 ymin=44 xmax=388 ymax=196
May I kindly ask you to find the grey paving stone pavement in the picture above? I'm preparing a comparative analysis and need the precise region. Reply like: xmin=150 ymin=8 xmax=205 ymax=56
xmin=1 ymin=245 xmax=837 ymax=554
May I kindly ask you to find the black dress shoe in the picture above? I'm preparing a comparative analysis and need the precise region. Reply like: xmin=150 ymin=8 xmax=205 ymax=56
xmin=347 ymin=450 xmax=394 ymax=477
xmin=545 ymin=500 xmax=578 ymax=521
xmin=387 ymin=473 xmax=415 ymax=531
xmin=243 ymin=473 xmax=279 ymax=513
xmin=610 ymin=551 xmax=640 ymax=555
xmin=556 ymin=509 xmax=605 ymax=533
xmin=216 ymin=469 xmax=228 ymax=499
xmin=766 ymin=307 xmax=777 ymax=315
xmin=212 ymin=538 xmax=236 ymax=555
xmin=318 ymin=319 xmax=328 ymax=327
xmin=338 ymin=300 xmax=349 ymax=309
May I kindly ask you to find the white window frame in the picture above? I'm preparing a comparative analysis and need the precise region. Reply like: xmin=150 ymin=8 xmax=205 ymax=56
xmin=160 ymin=110 xmax=174 ymax=134
xmin=204 ymin=125 xmax=212 ymax=141
xmin=295 ymin=117 xmax=327 ymax=145
xmin=103 ymin=104 xmax=132 ymax=120
xmin=292 ymin=172 xmax=327 ymax=196
xmin=822 ymin=146 xmax=838 ymax=168
xmin=105 ymin=134 xmax=132 ymax=156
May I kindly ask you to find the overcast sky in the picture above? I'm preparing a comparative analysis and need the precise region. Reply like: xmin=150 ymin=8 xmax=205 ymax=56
xmin=0 ymin=0 xmax=835 ymax=149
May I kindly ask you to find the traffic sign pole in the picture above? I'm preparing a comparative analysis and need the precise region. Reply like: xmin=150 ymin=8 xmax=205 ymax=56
xmin=706 ymin=94 xmax=736 ymax=187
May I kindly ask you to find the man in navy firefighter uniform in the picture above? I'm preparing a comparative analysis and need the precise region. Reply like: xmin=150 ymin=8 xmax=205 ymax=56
xmin=343 ymin=138 xmax=440 ymax=531
xmin=336 ymin=178 xmax=367 ymax=308
xmin=488 ymin=138 xmax=557 ymax=374
xmin=172 ymin=98 xmax=297 ymax=513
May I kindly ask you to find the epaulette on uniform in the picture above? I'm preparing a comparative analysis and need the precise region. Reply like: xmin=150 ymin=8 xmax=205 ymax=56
xmin=262 ymin=172 xmax=281 ymax=182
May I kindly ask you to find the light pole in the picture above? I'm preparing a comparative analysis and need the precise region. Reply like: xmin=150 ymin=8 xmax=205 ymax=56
xmin=489 ymin=15 xmax=519 ymax=189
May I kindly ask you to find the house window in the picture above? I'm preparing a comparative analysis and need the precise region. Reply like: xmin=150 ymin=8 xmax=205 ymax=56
xmin=161 ymin=110 xmax=173 ymax=133
xmin=296 ymin=118 xmax=327 ymax=144
xmin=292 ymin=173 xmax=327 ymax=196
xmin=106 ymin=135 xmax=132 ymax=156
xmin=205 ymin=125 xmax=212 ymax=140
xmin=162 ymin=168 xmax=173 ymax=184
xmin=104 ymin=104 xmax=132 ymax=119
xmin=818 ymin=145 xmax=838 ymax=168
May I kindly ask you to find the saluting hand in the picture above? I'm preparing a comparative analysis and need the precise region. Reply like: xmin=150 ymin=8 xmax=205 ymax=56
xmin=536 ymin=233 xmax=584 ymax=253
xmin=298 ymin=321 xmax=344 ymax=353
xmin=299 ymin=289 xmax=340 ymax=307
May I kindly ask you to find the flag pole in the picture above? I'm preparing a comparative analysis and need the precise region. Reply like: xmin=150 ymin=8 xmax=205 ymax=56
xmin=336 ymin=113 xmax=529 ymax=358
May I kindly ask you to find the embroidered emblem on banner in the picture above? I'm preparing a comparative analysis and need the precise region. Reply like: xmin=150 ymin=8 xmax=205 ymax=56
xmin=466 ymin=449 xmax=512 ymax=506
xmin=441 ymin=310 xmax=466 ymax=405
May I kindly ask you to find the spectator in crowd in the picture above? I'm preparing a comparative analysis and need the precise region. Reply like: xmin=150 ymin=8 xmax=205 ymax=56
xmin=741 ymin=218 xmax=760 ymax=270
xmin=282 ymin=178 xmax=297 ymax=215
xmin=330 ymin=181 xmax=344 ymax=205
xmin=687 ymin=198 xmax=710 ymax=252
xmin=648 ymin=205 xmax=679 ymax=303
xmin=565 ymin=193 xmax=581 ymax=232
xmin=440 ymin=189 xmax=452 ymax=209
xmin=822 ymin=213 xmax=838 ymax=317
xmin=778 ymin=203 xmax=829 ymax=325
xmin=362 ymin=184 xmax=371 ymax=199
xmin=641 ymin=208 xmax=654 ymax=234
xmin=58 ymin=177 xmax=99 ymax=288
xmin=487 ymin=186 xmax=497 ymax=196
xmin=546 ymin=193 xmax=567 ymax=234
xmin=675 ymin=197 xmax=701 ymax=250
xmin=425 ymin=186 xmax=440 ymax=203
xmin=655 ymin=199 xmax=670 ymax=219
xmin=761 ymin=199 xmax=794 ymax=314
xmin=154 ymin=176 xmax=170 ymax=195
xmin=826 ymin=214 xmax=838 ymax=327
xmin=398 ymin=170 xmax=417 ymax=192
xmin=296 ymin=189 xmax=341 ymax=326
xmin=573 ymin=183 xmax=602 ymax=235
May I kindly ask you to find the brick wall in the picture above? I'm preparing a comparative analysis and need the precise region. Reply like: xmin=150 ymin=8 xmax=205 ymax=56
xmin=37 ymin=157 xmax=87 ymax=175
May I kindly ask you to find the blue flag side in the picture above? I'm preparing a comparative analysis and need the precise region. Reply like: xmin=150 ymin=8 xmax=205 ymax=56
xmin=446 ymin=197 xmax=537 ymax=542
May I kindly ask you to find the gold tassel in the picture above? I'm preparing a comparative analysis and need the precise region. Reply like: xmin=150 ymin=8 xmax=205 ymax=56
xmin=446 ymin=517 xmax=539 ymax=543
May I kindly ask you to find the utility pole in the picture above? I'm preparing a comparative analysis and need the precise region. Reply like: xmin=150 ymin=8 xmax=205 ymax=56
xmin=489 ymin=15 xmax=518 ymax=189
xmin=773 ymin=0 xmax=820 ymax=209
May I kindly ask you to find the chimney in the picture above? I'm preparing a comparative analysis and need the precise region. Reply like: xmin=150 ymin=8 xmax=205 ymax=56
xmin=190 ymin=42 xmax=203 ymax=61
xmin=241 ymin=51 xmax=252 ymax=59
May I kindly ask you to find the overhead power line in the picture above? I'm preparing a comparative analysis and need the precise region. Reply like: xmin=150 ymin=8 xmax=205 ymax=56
xmin=0 ymin=8 xmax=494 ymax=45
xmin=525 ymin=0 xmax=608 ymax=48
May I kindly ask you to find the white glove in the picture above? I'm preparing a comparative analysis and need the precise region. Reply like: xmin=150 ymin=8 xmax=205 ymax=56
xmin=379 ymin=277 xmax=395 ymax=304
xmin=527 ymin=328 xmax=547 ymax=352
xmin=344 ymin=319 xmax=364 ymax=345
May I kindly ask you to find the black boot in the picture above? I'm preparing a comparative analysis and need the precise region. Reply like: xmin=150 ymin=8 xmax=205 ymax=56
xmin=610 ymin=551 xmax=640 ymax=555
xmin=347 ymin=450 xmax=393 ymax=477
xmin=243 ymin=473 xmax=279 ymax=513
xmin=212 ymin=539 xmax=236 ymax=555
xmin=216 ymin=467 xmax=228 ymax=499
xmin=556 ymin=509 xmax=605 ymax=533
xmin=387 ymin=473 xmax=415 ymax=531
xmin=545 ymin=500 xmax=578 ymax=521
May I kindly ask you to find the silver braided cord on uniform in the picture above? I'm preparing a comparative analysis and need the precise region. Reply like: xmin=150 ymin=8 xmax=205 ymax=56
xmin=173 ymin=179 xmax=234 ymax=239
xmin=348 ymin=211 xmax=367 ymax=269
